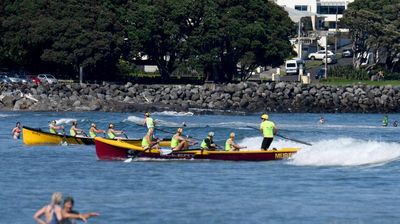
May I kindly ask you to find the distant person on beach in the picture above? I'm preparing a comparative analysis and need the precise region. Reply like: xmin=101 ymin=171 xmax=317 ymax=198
xmin=11 ymin=121 xmax=22 ymax=139
xmin=200 ymin=132 xmax=217 ymax=150
xmin=259 ymin=114 xmax=277 ymax=150
xmin=107 ymin=123 xmax=126 ymax=139
xmin=225 ymin=132 xmax=246 ymax=151
xmin=33 ymin=192 xmax=63 ymax=224
xmin=61 ymin=196 xmax=99 ymax=224
xmin=69 ymin=121 xmax=85 ymax=137
xmin=319 ymin=116 xmax=325 ymax=124
xmin=382 ymin=115 xmax=389 ymax=127
xmin=49 ymin=120 xmax=64 ymax=134
xmin=171 ymin=128 xmax=196 ymax=151
xmin=142 ymin=130 xmax=159 ymax=152
xmin=393 ymin=121 xmax=398 ymax=127
xmin=89 ymin=123 xmax=105 ymax=138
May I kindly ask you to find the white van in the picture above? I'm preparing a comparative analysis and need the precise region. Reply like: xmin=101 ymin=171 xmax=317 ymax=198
xmin=285 ymin=58 xmax=305 ymax=75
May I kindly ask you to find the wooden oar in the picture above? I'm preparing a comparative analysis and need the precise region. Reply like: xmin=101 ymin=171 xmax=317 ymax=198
xmin=246 ymin=126 xmax=312 ymax=146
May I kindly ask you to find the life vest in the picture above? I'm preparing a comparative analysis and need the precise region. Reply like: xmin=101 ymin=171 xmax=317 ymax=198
xmin=171 ymin=134 xmax=180 ymax=148
xmin=107 ymin=130 xmax=115 ymax=139
xmin=70 ymin=128 xmax=76 ymax=136
xmin=225 ymin=138 xmax=232 ymax=151
xmin=200 ymin=138 xmax=207 ymax=149
xmin=146 ymin=117 xmax=154 ymax=129
xmin=89 ymin=130 xmax=96 ymax=138
xmin=49 ymin=126 xmax=56 ymax=134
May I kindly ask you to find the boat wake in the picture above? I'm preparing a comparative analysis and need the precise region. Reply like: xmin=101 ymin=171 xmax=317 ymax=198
xmin=288 ymin=138 xmax=400 ymax=167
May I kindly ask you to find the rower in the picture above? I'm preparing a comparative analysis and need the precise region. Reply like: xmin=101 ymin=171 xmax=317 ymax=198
xmin=70 ymin=121 xmax=85 ymax=137
xmin=171 ymin=128 xmax=196 ymax=151
xmin=142 ymin=130 xmax=159 ymax=152
xmin=49 ymin=120 xmax=64 ymax=134
xmin=225 ymin=132 xmax=246 ymax=151
xmin=200 ymin=132 xmax=217 ymax=150
xmin=107 ymin=123 xmax=125 ymax=139
xmin=89 ymin=123 xmax=105 ymax=138
xmin=11 ymin=121 xmax=22 ymax=139
xmin=143 ymin=112 xmax=155 ymax=136
xmin=259 ymin=114 xmax=278 ymax=150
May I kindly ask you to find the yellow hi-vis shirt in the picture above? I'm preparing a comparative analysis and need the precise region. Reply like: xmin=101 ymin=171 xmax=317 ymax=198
xmin=260 ymin=120 xmax=275 ymax=138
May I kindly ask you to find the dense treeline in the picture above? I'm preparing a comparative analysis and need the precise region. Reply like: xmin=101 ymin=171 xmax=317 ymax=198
xmin=342 ymin=0 xmax=400 ymax=72
xmin=0 ymin=0 xmax=294 ymax=83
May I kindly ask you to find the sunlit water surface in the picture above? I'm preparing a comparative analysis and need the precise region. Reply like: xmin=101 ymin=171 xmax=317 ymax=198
xmin=1 ymin=111 xmax=400 ymax=223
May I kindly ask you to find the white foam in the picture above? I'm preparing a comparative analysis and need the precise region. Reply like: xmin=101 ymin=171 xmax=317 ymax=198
xmin=54 ymin=118 xmax=76 ymax=124
xmin=0 ymin=114 xmax=16 ymax=118
xmin=236 ymin=136 xmax=295 ymax=150
xmin=124 ymin=115 xmax=183 ymax=127
xmin=288 ymin=138 xmax=400 ymax=167
xmin=153 ymin=111 xmax=194 ymax=116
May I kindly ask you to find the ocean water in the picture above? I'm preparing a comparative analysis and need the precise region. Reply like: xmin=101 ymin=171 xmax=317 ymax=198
xmin=1 ymin=111 xmax=400 ymax=224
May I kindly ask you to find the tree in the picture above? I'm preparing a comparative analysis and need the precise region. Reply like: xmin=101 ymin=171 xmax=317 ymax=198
xmin=342 ymin=0 xmax=400 ymax=72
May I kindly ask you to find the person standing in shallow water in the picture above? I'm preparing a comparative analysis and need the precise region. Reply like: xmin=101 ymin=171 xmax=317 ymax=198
xmin=11 ymin=121 xmax=22 ymax=139
xmin=33 ymin=192 xmax=63 ymax=224
xmin=61 ymin=197 xmax=99 ymax=224
xmin=319 ymin=116 xmax=325 ymax=124
xmin=382 ymin=115 xmax=389 ymax=127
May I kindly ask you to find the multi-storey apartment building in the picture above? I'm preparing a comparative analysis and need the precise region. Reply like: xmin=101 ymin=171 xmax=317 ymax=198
xmin=274 ymin=0 xmax=354 ymax=30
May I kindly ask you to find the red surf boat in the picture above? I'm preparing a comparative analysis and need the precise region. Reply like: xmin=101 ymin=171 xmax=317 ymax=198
xmin=95 ymin=137 xmax=300 ymax=161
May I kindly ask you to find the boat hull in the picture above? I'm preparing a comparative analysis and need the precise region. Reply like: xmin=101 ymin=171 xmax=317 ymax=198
xmin=23 ymin=126 xmax=171 ymax=146
xmin=95 ymin=137 xmax=299 ymax=161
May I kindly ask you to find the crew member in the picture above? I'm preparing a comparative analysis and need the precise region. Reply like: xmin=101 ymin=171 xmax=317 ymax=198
xmin=143 ymin=112 xmax=155 ymax=135
xmin=171 ymin=128 xmax=196 ymax=151
xmin=382 ymin=115 xmax=389 ymax=127
xmin=89 ymin=123 xmax=105 ymax=138
xmin=107 ymin=123 xmax=125 ymax=139
xmin=70 ymin=121 xmax=84 ymax=137
xmin=49 ymin=120 xmax=64 ymax=134
xmin=200 ymin=132 xmax=217 ymax=150
xmin=259 ymin=114 xmax=278 ymax=150
xmin=11 ymin=121 xmax=22 ymax=139
xmin=225 ymin=132 xmax=246 ymax=151
xmin=319 ymin=116 xmax=325 ymax=124
xmin=142 ymin=131 xmax=159 ymax=152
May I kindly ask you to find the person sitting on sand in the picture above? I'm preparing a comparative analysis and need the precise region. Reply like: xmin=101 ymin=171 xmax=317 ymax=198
xmin=69 ymin=121 xmax=85 ymax=137
xmin=107 ymin=123 xmax=126 ymax=139
xmin=49 ymin=120 xmax=64 ymax=134
xmin=61 ymin=196 xmax=99 ymax=224
xmin=171 ymin=128 xmax=196 ymax=151
xmin=11 ymin=121 xmax=22 ymax=139
xmin=225 ymin=132 xmax=246 ymax=151
xmin=89 ymin=123 xmax=105 ymax=138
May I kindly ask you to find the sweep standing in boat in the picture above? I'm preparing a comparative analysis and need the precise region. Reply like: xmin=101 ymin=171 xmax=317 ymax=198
xmin=61 ymin=197 xmax=99 ymax=224
xmin=107 ymin=123 xmax=125 ymax=139
xmin=200 ymin=132 xmax=217 ymax=150
xmin=260 ymin=114 xmax=278 ymax=150
xmin=142 ymin=131 xmax=159 ymax=151
xmin=143 ymin=112 xmax=155 ymax=134
xmin=49 ymin=120 xmax=65 ymax=134
xmin=171 ymin=128 xmax=196 ymax=151
xmin=89 ymin=123 xmax=105 ymax=138
xmin=69 ymin=121 xmax=85 ymax=137
xmin=225 ymin=132 xmax=246 ymax=151
xmin=11 ymin=121 xmax=22 ymax=139
xmin=33 ymin=192 xmax=63 ymax=224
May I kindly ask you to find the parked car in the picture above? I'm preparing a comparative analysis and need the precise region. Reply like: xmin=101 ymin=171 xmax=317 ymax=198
xmin=27 ymin=75 xmax=42 ymax=84
xmin=315 ymin=68 xmax=326 ymax=80
xmin=37 ymin=74 xmax=58 ymax=84
xmin=322 ymin=55 xmax=337 ymax=64
xmin=308 ymin=50 xmax=335 ymax=60
xmin=342 ymin=49 xmax=353 ymax=58
xmin=5 ymin=73 xmax=22 ymax=83
xmin=0 ymin=74 xmax=11 ymax=84
xmin=285 ymin=58 xmax=305 ymax=75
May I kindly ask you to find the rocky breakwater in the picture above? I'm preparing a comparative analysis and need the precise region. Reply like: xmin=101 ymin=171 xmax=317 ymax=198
xmin=0 ymin=82 xmax=399 ymax=113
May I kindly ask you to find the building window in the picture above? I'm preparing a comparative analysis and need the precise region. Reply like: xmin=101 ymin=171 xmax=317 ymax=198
xmin=317 ymin=5 xmax=345 ymax=14
xmin=295 ymin=5 xmax=308 ymax=11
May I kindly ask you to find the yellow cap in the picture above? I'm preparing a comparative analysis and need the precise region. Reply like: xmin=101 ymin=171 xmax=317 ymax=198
xmin=229 ymin=132 xmax=235 ymax=138
xmin=145 ymin=112 xmax=150 ymax=117
xmin=261 ymin=114 xmax=268 ymax=120
xmin=177 ymin=128 xmax=183 ymax=133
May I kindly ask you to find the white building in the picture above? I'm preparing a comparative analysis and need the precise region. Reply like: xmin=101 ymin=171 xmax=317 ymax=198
xmin=274 ymin=0 xmax=354 ymax=30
